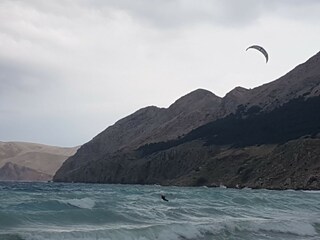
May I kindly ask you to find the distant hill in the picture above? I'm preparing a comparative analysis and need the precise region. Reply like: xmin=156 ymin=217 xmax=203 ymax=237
xmin=0 ymin=162 xmax=52 ymax=181
xmin=0 ymin=142 xmax=79 ymax=181
xmin=54 ymin=51 xmax=320 ymax=190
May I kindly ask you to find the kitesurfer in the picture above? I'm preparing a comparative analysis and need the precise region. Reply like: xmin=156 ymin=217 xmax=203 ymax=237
xmin=161 ymin=194 xmax=169 ymax=202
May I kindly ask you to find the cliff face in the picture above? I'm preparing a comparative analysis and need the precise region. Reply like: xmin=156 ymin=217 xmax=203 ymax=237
xmin=54 ymin=51 xmax=320 ymax=189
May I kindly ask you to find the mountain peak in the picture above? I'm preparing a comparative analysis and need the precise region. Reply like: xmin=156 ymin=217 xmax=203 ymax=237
xmin=3 ymin=162 xmax=15 ymax=169
xmin=219 ymin=86 xmax=250 ymax=114
xmin=169 ymin=89 xmax=221 ymax=111
xmin=225 ymin=86 xmax=249 ymax=97
xmin=178 ymin=88 xmax=219 ymax=100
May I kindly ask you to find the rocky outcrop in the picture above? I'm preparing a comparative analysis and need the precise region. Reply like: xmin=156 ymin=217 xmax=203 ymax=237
xmin=0 ymin=142 xmax=78 ymax=181
xmin=54 ymin=51 xmax=320 ymax=189
xmin=0 ymin=162 xmax=52 ymax=181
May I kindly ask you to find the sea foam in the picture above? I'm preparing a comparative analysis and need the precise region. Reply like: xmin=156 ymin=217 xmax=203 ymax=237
xmin=59 ymin=197 xmax=95 ymax=209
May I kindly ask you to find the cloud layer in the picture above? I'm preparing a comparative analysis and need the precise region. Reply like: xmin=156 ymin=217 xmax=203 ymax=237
xmin=1 ymin=0 xmax=320 ymax=146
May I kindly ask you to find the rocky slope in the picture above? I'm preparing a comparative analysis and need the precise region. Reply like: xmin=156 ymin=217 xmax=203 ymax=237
xmin=218 ymin=51 xmax=320 ymax=116
xmin=54 ymin=51 xmax=320 ymax=189
xmin=54 ymin=95 xmax=320 ymax=189
xmin=166 ymin=138 xmax=320 ymax=190
xmin=56 ymin=89 xmax=222 ymax=176
xmin=59 ymin=138 xmax=320 ymax=190
xmin=0 ymin=142 xmax=78 ymax=181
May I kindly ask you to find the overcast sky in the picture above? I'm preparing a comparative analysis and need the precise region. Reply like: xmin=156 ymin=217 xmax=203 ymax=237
xmin=1 ymin=0 xmax=320 ymax=147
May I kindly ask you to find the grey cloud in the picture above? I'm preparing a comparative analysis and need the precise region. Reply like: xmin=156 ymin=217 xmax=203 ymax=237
xmin=1 ymin=0 xmax=320 ymax=146
xmin=5 ymin=0 xmax=320 ymax=30
xmin=0 ymin=0 xmax=265 ymax=30
xmin=0 ymin=58 xmax=59 ymax=96
xmin=80 ymin=0 xmax=264 ymax=28
xmin=79 ymin=0 xmax=320 ymax=28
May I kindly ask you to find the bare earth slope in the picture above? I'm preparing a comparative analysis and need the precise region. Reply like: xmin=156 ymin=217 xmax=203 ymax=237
xmin=0 ymin=142 xmax=78 ymax=181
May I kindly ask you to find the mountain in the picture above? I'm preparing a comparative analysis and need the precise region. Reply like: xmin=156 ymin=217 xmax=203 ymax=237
xmin=54 ymin=96 xmax=320 ymax=188
xmin=0 ymin=142 xmax=79 ymax=181
xmin=54 ymin=51 xmax=320 ymax=189
xmin=0 ymin=162 xmax=51 ymax=181
xmin=55 ymin=89 xmax=222 ymax=177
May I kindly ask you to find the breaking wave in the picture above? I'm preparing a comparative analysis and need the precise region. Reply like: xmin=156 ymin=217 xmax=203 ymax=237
xmin=58 ymin=197 xmax=95 ymax=209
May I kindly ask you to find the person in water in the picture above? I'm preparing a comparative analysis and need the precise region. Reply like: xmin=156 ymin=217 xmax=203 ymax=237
xmin=161 ymin=194 xmax=169 ymax=202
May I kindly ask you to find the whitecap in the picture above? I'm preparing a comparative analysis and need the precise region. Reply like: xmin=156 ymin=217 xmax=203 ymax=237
xmin=301 ymin=190 xmax=320 ymax=194
xmin=59 ymin=197 xmax=95 ymax=209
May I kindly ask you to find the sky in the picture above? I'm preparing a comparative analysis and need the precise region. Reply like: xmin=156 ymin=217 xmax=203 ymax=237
xmin=1 ymin=0 xmax=320 ymax=147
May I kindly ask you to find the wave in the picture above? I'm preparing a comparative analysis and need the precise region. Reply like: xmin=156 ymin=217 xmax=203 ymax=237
xmin=0 ymin=233 xmax=25 ymax=240
xmin=2 ymin=182 xmax=320 ymax=240
xmin=3 ymin=218 xmax=319 ymax=240
xmin=223 ymin=219 xmax=319 ymax=237
xmin=58 ymin=198 xmax=95 ymax=209
xmin=301 ymin=190 xmax=320 ymax=194
xmin=4 ymin=198 xmax=95 ymax=212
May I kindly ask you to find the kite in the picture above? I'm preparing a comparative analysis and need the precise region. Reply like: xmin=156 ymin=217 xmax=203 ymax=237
xmin=246 ymin=45 xmax=269 ymax=63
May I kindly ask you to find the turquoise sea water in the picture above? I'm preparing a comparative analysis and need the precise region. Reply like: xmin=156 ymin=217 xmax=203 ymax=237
xmin=0 ymin=182 xmax=319 ymax=240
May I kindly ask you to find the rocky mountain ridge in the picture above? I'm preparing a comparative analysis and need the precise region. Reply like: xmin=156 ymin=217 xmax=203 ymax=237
xmin=217 ymin=51 xmax=320 ymax=116
xmin=56 ymin=89 xmax=222 ymax=175
xmin=54 ymin=51 xmax=320 ymax=189
xmin=55 ymin=95 xmax=320 ymax=189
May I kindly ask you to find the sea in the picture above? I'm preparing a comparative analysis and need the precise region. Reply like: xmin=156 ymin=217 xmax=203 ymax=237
xmin=0 ymin=182 xmax=319 ymax=240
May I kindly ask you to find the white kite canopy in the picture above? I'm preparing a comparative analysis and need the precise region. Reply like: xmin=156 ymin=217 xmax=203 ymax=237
xmin=246 ymin=45 xmax=269 ymax=63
